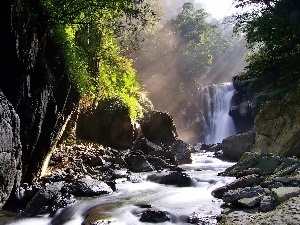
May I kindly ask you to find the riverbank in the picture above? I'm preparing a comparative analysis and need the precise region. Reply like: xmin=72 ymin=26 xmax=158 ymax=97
xmin=219 ymin=195 xmax=300 ymax=224
xmin=3 ymin=143 xmax=235 ymax=225
xmin=214 ymin=152 xmax=300 ymax=225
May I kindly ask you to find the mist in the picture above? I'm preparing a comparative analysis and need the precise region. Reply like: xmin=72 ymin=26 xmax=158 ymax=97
xmin=133 ymin=0 xmax=247 ymax=143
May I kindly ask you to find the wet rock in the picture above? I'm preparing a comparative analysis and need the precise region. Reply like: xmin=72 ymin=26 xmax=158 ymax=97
xmin=124 ymin=152 xmax=154 ymax=172
xmin=137 ymin=204 xmax=152 ymax=208
xmin=82 ymin=219 xmax=112 ymax=225
xmin=4 ymin=183 xmax=37 ymax=211
xmin=146 ymin=156 xmax=170 ymax=170
xmin=134 ymin=137 xmax=163 ymax=154
xmin=21 ymin=182 xmax=65 ymax=217
xmin=70 ymin=178 xmax=113 ymax=197
xmin=148 ymin=172 xmax=194 ymax=187
xmin=139 ymin=210 xmax=170 ymax=223
xmin=49 ymin=193 xmax=77 ymax=216
xmin=260 ymin=195 xmax=276 ymax=212
xmin=148 ymin=150 xmax=176 ymax=165
xmin=170 ymin=140 xmax=192 ymax=164
xmin=81 ymin=205 xmax=113 ymax=225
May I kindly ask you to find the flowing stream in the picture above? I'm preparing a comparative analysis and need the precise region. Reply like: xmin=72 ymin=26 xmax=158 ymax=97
xmin=198 ymin=82 xmax=236 ymax=144
xmin=6 ymin=152 xmax=235 ymax=225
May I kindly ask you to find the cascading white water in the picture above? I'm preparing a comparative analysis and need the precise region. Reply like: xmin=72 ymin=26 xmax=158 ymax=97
xmin=5 ymin=152 xmax=235 ymax=225
xmin=198 ymin=82 xmax=236 ymax=144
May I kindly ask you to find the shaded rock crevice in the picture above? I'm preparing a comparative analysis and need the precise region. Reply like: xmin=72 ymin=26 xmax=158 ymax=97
xmin=0 ymin=0 xmax=79 ymax=189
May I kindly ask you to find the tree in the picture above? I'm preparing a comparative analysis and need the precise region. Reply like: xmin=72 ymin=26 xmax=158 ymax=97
xmin=233 ymin=0 xmax=300 ymax=86
xmin=40 ymin=0 xmax=159 ymax=120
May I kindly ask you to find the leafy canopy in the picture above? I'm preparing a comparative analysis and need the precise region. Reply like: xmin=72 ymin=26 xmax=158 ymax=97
xmin=233 ymin=0 xmax=300 ymax=88
xmin=41 ymin=0 xmax=158 ymax=120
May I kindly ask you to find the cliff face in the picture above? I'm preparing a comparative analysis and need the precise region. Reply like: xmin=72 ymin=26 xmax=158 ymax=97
xmin=252 ymin=91 xmax=300 ymax=157
xmin=0 ymin=91 xmax=22 ymax=208
xmin=0 ymin=0 xmax=79 ymax=206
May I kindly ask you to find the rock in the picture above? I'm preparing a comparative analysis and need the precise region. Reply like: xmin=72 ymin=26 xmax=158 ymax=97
xmin=148 ymin=150 xmax=176 ymax=165
xmin=0 ymin=91 xmax=22 ymax=208
xmin=252 ymin=91 xmax=300 ymax=157
xmin=71 ymin=178 xmax=113 ymax=197
xmin=140 ymin=111 xmax=177 ymax=146
xmin=212 ymin=175 xmax=262 ymax=199
xmin=271 ymin=186 xmax=300 ymax=204
xmin=186 ymin=212 xmax=216 ymax=224
xmin=236 ymin=168 xmax=263 ymax=178
xmin=82 ymin=220 xmax=111 ymax=225
xmin=124 ymin=152 xmax=154 ymax=172
xmin=87 ymin=156 xmax=105 ymax=167
xmin=21 ymin=182 xmax=65 ymax=217
xmin=134 ymin=137 xmax=163 ymax=154
xmin=81 ymin=205 xmax=113 ymax=225
xmin=148 ymin=172 xmax=194 ymax=187
xmin=4 ymin=183 xmax=37 ymax=211
xmin=49 ymin=193 xmax=77 ymax=216
xmin=222 ymin=186 xmax=265 ymax=203
xmin=76 ymin=97 xmax=135 ymax=149
xmin=146 ymin=156 xmax=171 ymax=170
xmin=221 ymin=131 xmax=255 ymax=161
xmin=1 ymin=0 xmax=79 ymax=183
xmin=139 ymin=210 xmax=170 ymax=223
xmin=230 ymin=81 xmax=256 ymax=134
xmin=237 ymin=196 xmax=261 ymax=208
xmin=170 ymin=140 xmax=192 ymax=164
xmin=260 ymin=195 xmax=276 ymax=212
xmin=221 ymin=153 xmax=282 ymax=177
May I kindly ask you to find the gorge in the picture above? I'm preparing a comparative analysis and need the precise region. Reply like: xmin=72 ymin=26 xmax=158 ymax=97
xmin=1 ymin=0 xmax=300 ymax=225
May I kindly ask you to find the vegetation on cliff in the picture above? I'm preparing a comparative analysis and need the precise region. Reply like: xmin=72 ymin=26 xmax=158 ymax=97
xmin=40 ymin=0 xmax=160 ymax=120
xmin=232 ymin=0 xmax=300 ymax=104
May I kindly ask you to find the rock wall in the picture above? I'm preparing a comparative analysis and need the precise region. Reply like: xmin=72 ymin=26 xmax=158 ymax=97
xmin=230 ymin=81 xmax=256 ymax=134
xmin=0 ymin=0 xmax=79 ymax=189
xmin=0 ymin=91 xmax=22 ymax=208
xmin=252 ymin=91 xmax=300 ymax=157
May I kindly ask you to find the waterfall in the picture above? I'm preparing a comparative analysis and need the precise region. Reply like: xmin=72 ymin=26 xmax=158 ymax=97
xmin=198 ymin=82 xmax=236 ymax=144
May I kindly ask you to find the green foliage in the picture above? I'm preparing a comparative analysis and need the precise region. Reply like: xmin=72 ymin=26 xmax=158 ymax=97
xmin=170 ymin=3 xmax=229 ymax=81
xmin=41 ymin=0 xmax=158 ymax=120
xmin=135 ymin=2 xmax=230 ymax=85
xmin=233 ymin=0 xmax=300 ymax=89
xmin=51 ymin=24 xmax=92 ymax=95
xmin=94 ymin=55 xmax=152 ymax=121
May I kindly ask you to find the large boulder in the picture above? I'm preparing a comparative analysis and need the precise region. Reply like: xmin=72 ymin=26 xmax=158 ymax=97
xmin=0 ymin=91 xmax=22 ymax=208
xmin=252 ymin=91 xmax=300 ymax=157
xmin=140 ymin=111 xmax=177 ymax=146
xmin=170 ymin=140 xmax=192 ymax=164
xmin=124 ymin=151 xmax=154 ymax=172
xmin=76 ymin=98 xmax=135 ymax=149
xmin=221 ymin=131 xmax=256 ymax=161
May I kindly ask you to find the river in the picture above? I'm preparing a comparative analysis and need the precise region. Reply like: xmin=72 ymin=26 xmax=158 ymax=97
xmin=4 ymin=151 xmax=235 ymax=225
